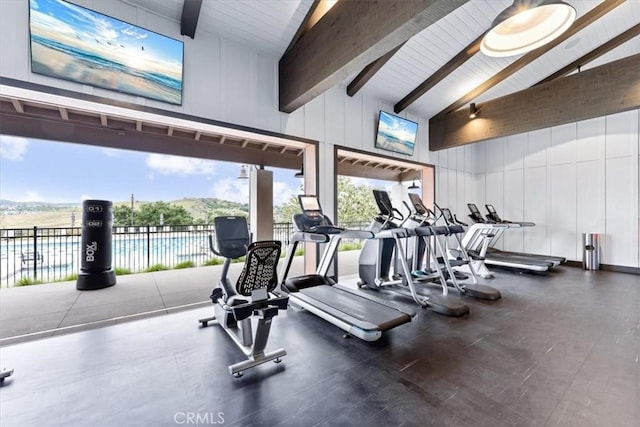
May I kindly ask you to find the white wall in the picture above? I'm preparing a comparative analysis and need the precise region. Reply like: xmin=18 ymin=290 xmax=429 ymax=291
xmin=432 ymin=109 xmax=640 ymax=267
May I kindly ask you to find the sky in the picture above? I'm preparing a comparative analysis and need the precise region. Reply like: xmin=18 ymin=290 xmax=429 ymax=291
xmin=0 ymin=135 xmax=306 ymax=206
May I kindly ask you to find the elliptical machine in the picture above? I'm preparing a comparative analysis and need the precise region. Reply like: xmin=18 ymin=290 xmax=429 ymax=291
xmin=198 ymin=216 xmax=288 ymax=377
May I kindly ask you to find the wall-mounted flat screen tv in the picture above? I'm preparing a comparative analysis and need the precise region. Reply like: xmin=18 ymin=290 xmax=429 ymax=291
xmin=375 ymin=111 xmax=418 ymax=156
xmin=29 ymin=0 xmax=184 ymax=105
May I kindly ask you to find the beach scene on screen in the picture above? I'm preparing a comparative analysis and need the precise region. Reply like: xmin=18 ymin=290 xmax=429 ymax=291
xmin=29 ymin=0 xmax=183 ymax=105
xmin=375 ymin=111 xmax=418 ymax=156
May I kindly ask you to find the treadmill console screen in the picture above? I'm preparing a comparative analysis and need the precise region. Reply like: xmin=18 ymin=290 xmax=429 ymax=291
xmin=298 ymin=195 xmax=323 ymax=221
xmin=486 ymin=204 xmax=497 ymax=214
xmin=299 ymin=196 xmax=321 ymax=212
xmin=468 ymin=203 xmax=481 ymax=215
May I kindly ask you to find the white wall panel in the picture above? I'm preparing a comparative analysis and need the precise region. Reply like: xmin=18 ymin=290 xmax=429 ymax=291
xmin=486 ymin=137 xmax=505 ymax=173
xmin=183 ymin=34 xmax=222 ymax=120
xmin=437 ymin=167 xmax=448 ymax=207
xmin=605 ymin=110 xmax=638 ymax=159
xmin=549 ymin=164 xmax=577 ymax=259
xmin=576 ymin=117 xmax=606 ymax=163
xmin=256 ymin=55 xmax=280 ymax=132
xmin=448 ymin=169 xmax=457 ymax=212
xmin=485 ymin=171 xmax=504 ymax=250
xmin=439 ymin=148 xmax=449 ymax=169
xmin=525 ymin=128 xmax=550 ymax=168
xmin=323 ymin=86 xmax=345 ymax=145
xmin=281 ymin=106 xmax=304 ymax=138
xmin=524 ymin=167 xmax=549 ymax=255
xmin=549 ymin=123 xmax=576 ymax=165
xmin=474 ymin=142 xmax=487 ymax=173
xmin=505 ymin=133 xmax=526 ymax=171
xmin=576 ymin=160 xmax=605 ymax=261
xmin=0 ymin=0 xmax=31 ymax=79
xmin=503 ymin=168 xmax=524 ymax=253
xmin=361 ymin=94 xmax=378 ymax=154
xmin=222 ymin=41 xmax=256 ymax=126
xmin=473 ymin=173 xmax=486 ymax=211
xmin=344 ymin=94 xmax=363 ymax=149
xmin=456 ymin=147 xmax=465 ymax=175
xmin=464 ymin=144 xmax=474 ymax=173
xmin=455 ymin=170 xmax=466 ymax=216
xmin=605 ymin=157 xmax=639 ymax=266
xmin=303 ymin=95 xmax=325 ymax=141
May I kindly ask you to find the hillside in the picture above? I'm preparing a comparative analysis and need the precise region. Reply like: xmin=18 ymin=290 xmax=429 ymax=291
xmin=0 ymin=198 xmax=249 ymax=229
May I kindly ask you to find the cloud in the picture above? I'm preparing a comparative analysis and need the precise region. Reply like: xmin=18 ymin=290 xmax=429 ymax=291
xmin=273 ymin=181 xmax=300 ymax=206
xmin=210 ymin=179 xmax=299 ymax=206
xmin=14 ymin=191 xmax=45 ymax=202
xmin=0 ymin=135 xmax=29 ymax=161
xmin=146 ymin=154 xmax=216 ymax=176
xmin=211 ymin=178 xmax=249 ymax=204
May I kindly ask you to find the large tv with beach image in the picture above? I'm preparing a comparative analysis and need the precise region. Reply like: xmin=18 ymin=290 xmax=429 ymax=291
xmin=29 ymin=0 xmax=184 ymax=105
xmin=375 ymin=111 xmax=418 ymax=156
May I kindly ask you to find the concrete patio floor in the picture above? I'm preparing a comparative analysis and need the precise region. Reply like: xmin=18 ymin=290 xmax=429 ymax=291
xmin=0 ymin=251 xmax=360 ymax=346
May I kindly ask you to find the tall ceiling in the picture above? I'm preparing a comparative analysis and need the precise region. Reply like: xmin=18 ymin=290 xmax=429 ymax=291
xmin=123 ymin=0 xmax=639 ymax=120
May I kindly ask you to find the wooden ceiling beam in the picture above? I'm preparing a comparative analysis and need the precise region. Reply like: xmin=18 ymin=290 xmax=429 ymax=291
xmin=346 ymin=42 xmax=405 ymax=97
xmin=394 ymin=31 xmax=486 ymax=113
xmin=534 ymin=23 xmax=640 ymax=86
xmin=429 ymin=54 xmax=640 ymax=150
xmin=433 ymin=0 xmax=626 ymax=118
xmin=279 ymin=0 xmax=470 ymax=113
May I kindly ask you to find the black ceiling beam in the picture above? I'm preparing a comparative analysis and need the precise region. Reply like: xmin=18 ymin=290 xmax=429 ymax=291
xmin=394 ymin=31 xmax=486 ymax=113
xmin=180 ymin=0 xmax=202 ymax=39
xmin=346 ymin=43 xmax=406 ymax=97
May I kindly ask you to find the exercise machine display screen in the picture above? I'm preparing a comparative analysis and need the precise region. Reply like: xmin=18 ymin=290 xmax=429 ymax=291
xmin=468 ymin=203 xmax=481 ymax=215
xmin=486 ymin=204 xmax=497 ymax=214
xmin=298 ymin=195 xmax=323 ymax=220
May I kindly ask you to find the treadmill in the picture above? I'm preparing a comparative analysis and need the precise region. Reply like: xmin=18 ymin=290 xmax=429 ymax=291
xmin=278 ymin=195 xmax=415 ymax=342
xmin=484 ymin=204 xmax=566 ymax=267
xmin=467 ymin=203 xmax=553 ymax=272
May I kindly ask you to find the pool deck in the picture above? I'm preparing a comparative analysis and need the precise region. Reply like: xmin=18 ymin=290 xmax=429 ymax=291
xmin=0 ymin=252 xmax=361 ymax=346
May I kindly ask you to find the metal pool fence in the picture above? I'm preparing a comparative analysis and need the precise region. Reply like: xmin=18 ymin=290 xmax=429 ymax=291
xmin=0 ymin=221 xmax=368 ymax=287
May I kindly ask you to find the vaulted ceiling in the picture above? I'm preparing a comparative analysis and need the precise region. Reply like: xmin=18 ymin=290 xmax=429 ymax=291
xmin=123 ymin=0 xmax=639 ymax=131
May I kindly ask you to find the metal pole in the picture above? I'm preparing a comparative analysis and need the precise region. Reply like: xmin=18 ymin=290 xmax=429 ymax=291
xmin=33 ymin=226 xmax=37 ymax=280
xmin=130 ymin=194 xmax=134 ymax=226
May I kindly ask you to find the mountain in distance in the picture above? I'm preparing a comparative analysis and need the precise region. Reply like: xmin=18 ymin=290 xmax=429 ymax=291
xmin=0 ymin=197 xmax=250 ymax=228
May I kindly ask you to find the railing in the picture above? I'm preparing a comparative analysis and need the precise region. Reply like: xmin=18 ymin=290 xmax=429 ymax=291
xmin=0 ymin=221 xmax=370 ymax=287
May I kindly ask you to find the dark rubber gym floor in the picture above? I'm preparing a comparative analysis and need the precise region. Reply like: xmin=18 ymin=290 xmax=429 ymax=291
xmin=1 ymin=266 xmax=638 ymax=426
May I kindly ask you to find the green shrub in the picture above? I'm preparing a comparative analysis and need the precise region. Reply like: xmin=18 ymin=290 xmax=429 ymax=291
xmin=174 ymin=260 xmax=196 ymax=269
xmin=203 ymin=257 xmax=223 ymax=266
xmin=56 ymin=273 xmax=78 ymax=282
xmin=338 ymin=242 xmax=362 ymax=251
xmin=294 ymin=248 xmax=304 ymax=257
xmin=15 ymin=277 xmax=45 ymax=287
xmin=231 ymin=256 xmax=246 ymax=264
xmin=145 ymin=264 xmax=170 ymax=272
xmin=114 ymin=267 xmax=133 ymax=275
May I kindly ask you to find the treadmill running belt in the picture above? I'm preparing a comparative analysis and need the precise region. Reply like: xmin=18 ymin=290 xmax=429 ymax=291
xmin=297 ymin=285 xmax=411 ymax=331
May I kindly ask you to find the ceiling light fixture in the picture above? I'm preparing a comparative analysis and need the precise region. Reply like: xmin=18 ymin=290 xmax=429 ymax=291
xmin=469 ymin=102 xmax=478 ymax=119
xmin=481 ymin=0 xmax=576 ymax=58
xmin=294 ymin=168 xmax=304 ymax=178
xmin=408 ymin=180 xmax=420 ymax=190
